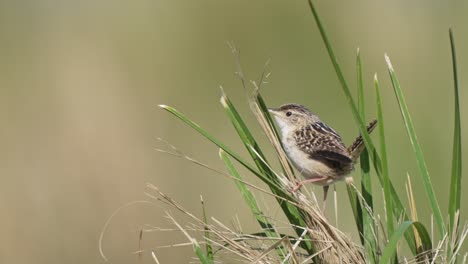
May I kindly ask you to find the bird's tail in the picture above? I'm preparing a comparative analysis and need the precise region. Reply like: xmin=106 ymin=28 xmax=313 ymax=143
xmin=348 ymin=119 xmax=378 ymax=161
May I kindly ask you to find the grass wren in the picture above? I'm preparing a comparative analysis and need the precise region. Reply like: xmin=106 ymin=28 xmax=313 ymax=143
xmin=269 ymin=104 xmax=377 ymax=206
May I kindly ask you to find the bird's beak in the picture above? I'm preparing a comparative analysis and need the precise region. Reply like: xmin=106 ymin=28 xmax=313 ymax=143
xmin=268 ymin=108 xmax=278 ymax=115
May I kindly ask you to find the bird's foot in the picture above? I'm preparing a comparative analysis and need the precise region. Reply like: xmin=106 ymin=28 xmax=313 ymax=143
xmin=291 ymin=177 xmax=328 ymax=192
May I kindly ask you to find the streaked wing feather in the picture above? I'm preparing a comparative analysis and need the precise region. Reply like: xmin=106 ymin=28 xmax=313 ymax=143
xmin=294 ymin=122 xmax=352 ymax=164
xmin=313 ymin=121 xmax=341 ymax=139
xmin=313 ymin=150 xmax=353 ymax=164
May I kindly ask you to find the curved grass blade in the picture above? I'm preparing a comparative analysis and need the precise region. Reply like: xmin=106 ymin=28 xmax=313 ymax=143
xmin=220 ymin=93 xmax=277 ymax=184
xmin=379 ymin=221 xmax=432 ymax=264
xmin=159 ymin=104 xmax=314 ymax=253
xmin=384 ymin=54 xmax=446 ymax=237
xmin=379 ymin=221 xmax=411 ymax=264
xmin=159 ymin=105 xmax=283 ymax=194
xmin=307 ymin=0 xmax=417 ymax=254
xmin=219 ymin=149 xmax=286 ymax=259
xmin=220 ymin=93 xmax=314 ymax=253
xmin=411 ymin=222 xmax=433 ymax=260
xmin=448 ymin=28 xmax=462 ymax=242
xmin=159 ymin=104 xmax=317 ymax=253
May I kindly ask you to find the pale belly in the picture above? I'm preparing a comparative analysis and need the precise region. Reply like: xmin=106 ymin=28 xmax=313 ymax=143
xmin=283 ymin=137 xmax=349 ymax=186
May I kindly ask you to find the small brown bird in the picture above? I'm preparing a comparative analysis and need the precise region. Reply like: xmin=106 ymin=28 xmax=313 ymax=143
xmin=269 ymin=104 xmax=377 ymax=206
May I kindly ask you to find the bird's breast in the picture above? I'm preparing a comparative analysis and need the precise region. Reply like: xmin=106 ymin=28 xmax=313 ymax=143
xmin=283 ymin=136 xmax=332 ymax=179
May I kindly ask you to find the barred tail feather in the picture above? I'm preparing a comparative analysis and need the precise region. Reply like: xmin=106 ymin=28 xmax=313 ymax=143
xmin=349 ymin=119 xmax=377 ymax=161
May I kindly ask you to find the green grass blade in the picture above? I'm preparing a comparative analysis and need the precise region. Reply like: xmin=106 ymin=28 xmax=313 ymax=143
xmin=220 ymin=93 xmax=314 ymax=253
xmin=193 ymin=245 xmax=212 ymax=264
xmin=200 ymin=196 xmax=214 ymax=262
xmin=379 ymin=221 xmax=412 ymax=264
xmin=379 ymin=221 xmax=433 ymax=264
xmin=375 ymin=74 xmax=396 ymax=263
xmin=307 ymin=0 xmax=375 ymax=156
xmin=411 ymin=222 xmax=433 ymax=257
xmin=384 ymin=54 xmax=446 ymax=236
xmin=159 ymin=105 xmax=314 ymax=253
xmin=448 ymin=28 xmax=462 ymax=239
xmin=220 ymin=93 xmax=277 ymax=183
xmin=219 ymin=149 xmax=286 ymax=259
xmin=357 ymin=51 xmax=377 ymax=263
xmin=158 ymin=104 xmax=282 ymax=193
xmin=345 ymin=48 xmax=366 ymax=248
xmin=191 ymin=238 xmax=212 ymax=264
xmin=168 ymin=214 xmax=213 ymax=264
xmin=307 ymin=0 xmax=418 ymax=254
xmin=307 ymin=0 xmax=406 ymax=223
xmin=346 ymin=184 xmax=364 ymax=245
xmin=256 ymin=93 xmax=282 ymax=141
xmin=357 ymin=48 xmax=365 ymax=119
xmin=254 ymin=92 xmax=296 ymax=178
xmin=357 ymin=50 xmax=373 ymax=210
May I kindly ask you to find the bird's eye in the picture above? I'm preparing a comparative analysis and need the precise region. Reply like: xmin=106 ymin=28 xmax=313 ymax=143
xmin=286 ymin=111 xmax=292 ymax=117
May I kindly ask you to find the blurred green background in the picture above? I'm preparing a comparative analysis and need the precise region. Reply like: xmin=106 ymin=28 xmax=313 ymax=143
xmin=0 ymin=0 xmax=467 ymax=263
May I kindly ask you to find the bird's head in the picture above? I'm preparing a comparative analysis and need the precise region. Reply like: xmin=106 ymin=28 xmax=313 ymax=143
xmin=268 ymin=104 xmax=318 ymax=134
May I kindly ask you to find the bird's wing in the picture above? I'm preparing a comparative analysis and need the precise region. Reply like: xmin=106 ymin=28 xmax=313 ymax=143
xmin=294 ymin=122 xmax=352 ymax=164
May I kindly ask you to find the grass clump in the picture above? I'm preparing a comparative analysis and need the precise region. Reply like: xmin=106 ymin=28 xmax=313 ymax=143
xmin=146 ymin=1 xmax=466 ymax=263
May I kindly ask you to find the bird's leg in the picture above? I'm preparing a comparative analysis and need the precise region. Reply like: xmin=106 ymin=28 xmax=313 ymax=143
xmin=291 ymin=176 xmax=328 ymax=192
xmin=322 ymin=185 xmax=330 ymax=212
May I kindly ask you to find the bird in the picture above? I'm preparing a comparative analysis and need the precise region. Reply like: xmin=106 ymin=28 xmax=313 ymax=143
xmin=268 ymin=103 xmax=377 ymax=208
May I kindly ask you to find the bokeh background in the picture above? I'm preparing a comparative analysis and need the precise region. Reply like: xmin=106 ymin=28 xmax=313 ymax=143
xmin=1 ymin=0 xmax=467 ymax=263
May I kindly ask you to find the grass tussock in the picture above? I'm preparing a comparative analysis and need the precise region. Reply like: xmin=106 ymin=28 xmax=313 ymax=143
xmin=101 ymin=0 xmax=467 ymax=263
